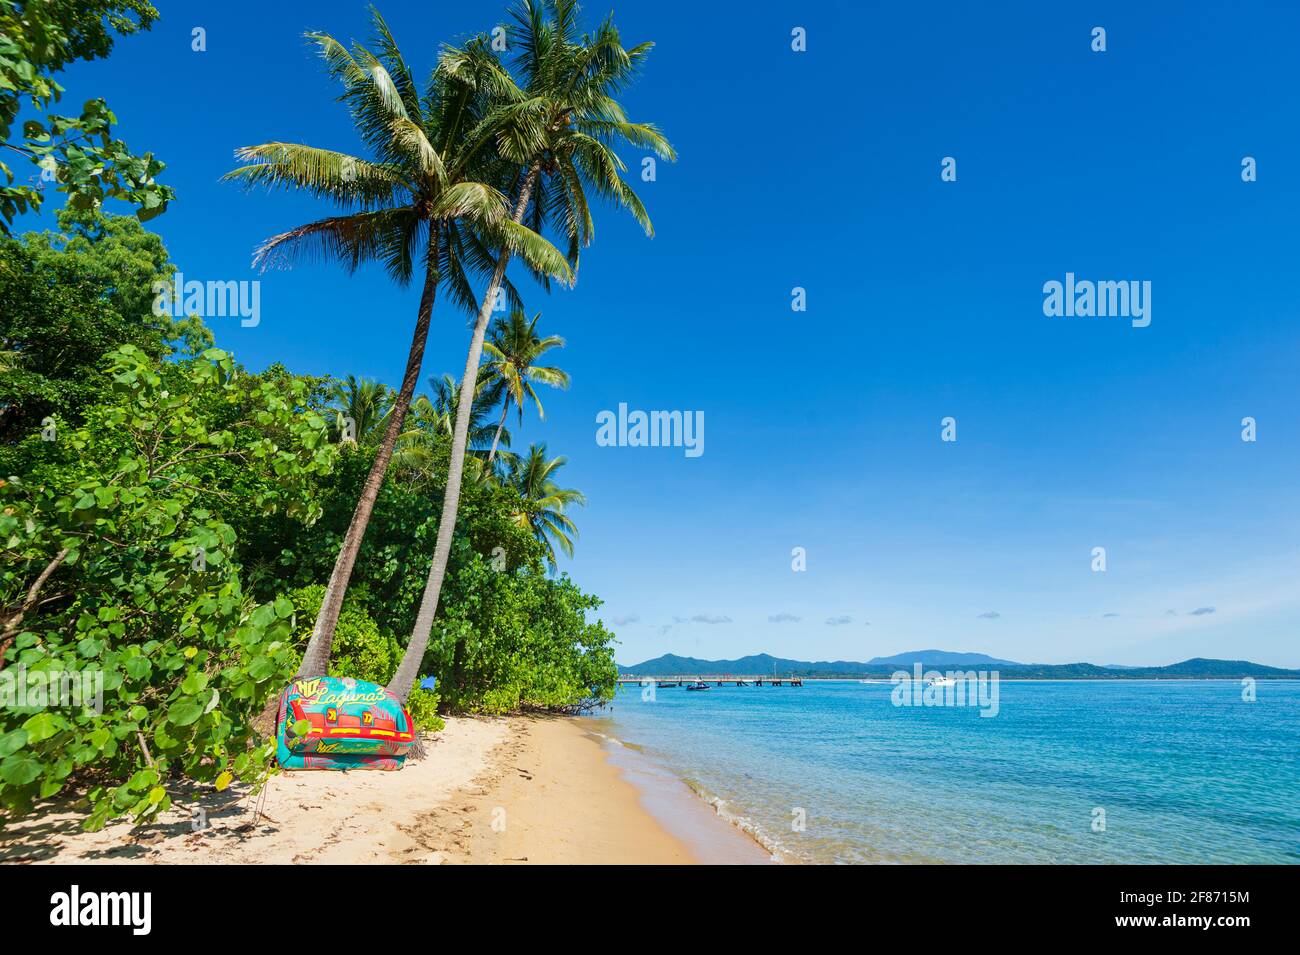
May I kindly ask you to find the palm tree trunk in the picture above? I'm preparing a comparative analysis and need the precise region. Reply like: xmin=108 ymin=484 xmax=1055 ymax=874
xmin=296 ymin=227 xmax=441 ymax=678
xmin=485 ymin=398 xmax=511 ymax=468
xmin=388 ymin=166 xmax=540 ymax=702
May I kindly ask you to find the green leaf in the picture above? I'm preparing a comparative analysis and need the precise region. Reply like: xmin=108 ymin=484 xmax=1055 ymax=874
xmin=247 ymin=656 xmax=276 ymax=681
xmin=250 ymin=604 xmax=276 ymax=629
xmin=180 ymin=671 xmax=208 ymax=694
xmin=128 ymin=768 xmax=160 ymax=790
xmin=0 ymin=729 xmax=28 ymax=759
xmin=0 ymin=754 xmax=43 ymax=786
xmin=167 ymin=700 xmax=204 ymax=726
xmin=124 ymin=656 xmax=151 ymax=679
xmin=21 ymin=712 xmax=60 ymax=744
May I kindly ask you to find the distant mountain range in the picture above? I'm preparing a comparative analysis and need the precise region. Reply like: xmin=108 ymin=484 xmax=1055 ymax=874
xmin=617 ymin=651 xmax=1300 ymax=680
xmin=865 ymin=649 xmax=1021 ymax=667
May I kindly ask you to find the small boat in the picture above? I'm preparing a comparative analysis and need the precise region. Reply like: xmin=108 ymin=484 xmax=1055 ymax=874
xmin=927 ymin=675 xmax=956 ymax=688
xmin=656 ymin=681 xmax=677 ymax=688
xmin=685 ymin=681 xmax=711 ymax=691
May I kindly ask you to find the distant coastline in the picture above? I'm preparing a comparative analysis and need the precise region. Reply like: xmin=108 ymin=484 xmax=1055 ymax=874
xmin=617 ymin=652 xmax=1300 ymax=681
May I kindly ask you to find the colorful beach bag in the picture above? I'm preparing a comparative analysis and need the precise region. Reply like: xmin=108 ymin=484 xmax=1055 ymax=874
xmin=275 ymin=676 xmax=416 ymax=771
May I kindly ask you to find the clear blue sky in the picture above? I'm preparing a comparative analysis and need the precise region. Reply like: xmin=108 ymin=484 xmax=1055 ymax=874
xmin=50 ymin=1 xmax=1300 ymax=666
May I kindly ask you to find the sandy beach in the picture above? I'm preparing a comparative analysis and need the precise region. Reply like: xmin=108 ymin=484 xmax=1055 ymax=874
xmin=0 ymin=715 xmax=765 ymax=865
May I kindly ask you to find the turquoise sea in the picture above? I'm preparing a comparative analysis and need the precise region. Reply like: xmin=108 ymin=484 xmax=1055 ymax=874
xmin=588 ymin=680 xmax=1300 ymax=864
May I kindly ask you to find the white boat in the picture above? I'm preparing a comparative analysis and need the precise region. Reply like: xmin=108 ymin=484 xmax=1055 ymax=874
xmin=927 ymin=675 xmax=957 ymax=688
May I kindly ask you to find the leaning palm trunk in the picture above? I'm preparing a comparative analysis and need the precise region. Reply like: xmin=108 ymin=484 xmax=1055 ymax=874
xmin=485 ymin=398 xmax=511 ymax=468
xmin=388 ymin=168 xmax=539 ymax=701
xmin=297 ymin=232 xmax=441 ymax=678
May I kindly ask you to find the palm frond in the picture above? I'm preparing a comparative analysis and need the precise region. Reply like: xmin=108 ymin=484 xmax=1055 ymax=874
xmin=368 ymin=5 xmax=422 ymax=118
xmin=224 ymin=143 xmax=408 ymax=208
xmin=251 ymin=207 xmax=425 ymax=284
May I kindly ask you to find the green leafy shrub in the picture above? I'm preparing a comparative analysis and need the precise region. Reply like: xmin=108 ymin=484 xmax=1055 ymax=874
xmin=405 ymin=688 xmax=444 ymax=733
xmin=287 ymin=585 xmax=395 ymax=683
xmin=0 ymin=345 xmax=334 ymax=829
xmin=334 ymin=614 xmax=399 ymax=686
xmin=427 ymin=543 xmax=618 ymax=714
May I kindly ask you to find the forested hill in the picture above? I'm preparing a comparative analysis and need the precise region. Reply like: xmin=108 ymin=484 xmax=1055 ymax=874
xmin=618 ymin=653 xmax=1300 ymax=679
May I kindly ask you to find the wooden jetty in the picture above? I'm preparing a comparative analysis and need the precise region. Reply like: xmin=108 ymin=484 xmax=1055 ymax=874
xmin=617 ymin=674 xmax=804 ymax=687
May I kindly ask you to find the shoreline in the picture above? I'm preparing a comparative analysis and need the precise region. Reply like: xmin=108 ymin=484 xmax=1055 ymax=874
xmin=584 ymin=724 xmax=776 ymax=864
xmin=408 ymin=715 xmax=767 ymax=864
xmin=0 ymin=714 xmax=764 ymax=865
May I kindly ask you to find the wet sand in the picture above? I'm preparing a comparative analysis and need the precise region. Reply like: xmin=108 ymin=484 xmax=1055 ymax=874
xmin=405 ymin=715 xmax=770 ymax=863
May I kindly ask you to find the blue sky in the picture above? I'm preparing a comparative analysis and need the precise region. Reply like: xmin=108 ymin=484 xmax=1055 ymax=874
xmin=45 ymin=1 xmax=1300 ymax=666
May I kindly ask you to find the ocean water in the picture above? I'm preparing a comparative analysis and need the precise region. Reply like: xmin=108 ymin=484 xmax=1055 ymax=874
xmin=587 ymin=680 xmax=1300 ymax=864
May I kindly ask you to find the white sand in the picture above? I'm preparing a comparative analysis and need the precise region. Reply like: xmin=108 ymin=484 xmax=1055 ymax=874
xmin=0 ymin=717 xmax=508 ymax=864
xmin=0 ymin=715 xmax=735 ymax=865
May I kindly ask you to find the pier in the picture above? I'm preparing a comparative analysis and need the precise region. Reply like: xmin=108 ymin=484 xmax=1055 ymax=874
xmin=617 ymin=675 xmax=804 ymax=687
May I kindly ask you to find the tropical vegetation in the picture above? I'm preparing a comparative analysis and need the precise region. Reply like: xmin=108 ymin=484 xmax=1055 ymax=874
xmin=390 ymin=0 xmax=673 ymax=704
xmin=224 ymin=5 xmax=572 ymax=681
xmin=0 ymin=0 xmax=668 ymax=831
xmin=0 ymin=0 xmax=174 ymax=230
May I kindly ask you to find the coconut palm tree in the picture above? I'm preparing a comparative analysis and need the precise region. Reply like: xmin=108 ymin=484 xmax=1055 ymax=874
xmin=389 ymin=372 xmax=509 ymax=485
xmin=427 ymin=372 xmax=507 ymax=455
xmin=389 ymin=0 xmax=673 ymax=702
xmin=504 ymin=443 xmax=585 ymax=568
xmin=383 ymin=394 xmax=438 ymax=487
xmin=330 ymin=374 xmax=393 ymax=445
xmin=481 ymin=308 xmax=569 ymax=468
xmin=225 ymin=7 xmax=570 ymax=678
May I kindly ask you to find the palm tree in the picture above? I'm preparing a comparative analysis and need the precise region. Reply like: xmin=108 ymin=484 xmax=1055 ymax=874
xmin=388 ymin=0 xmax=673 ymax=702
xmin=428 ymin=372 xmax=507 ymax=456
xmin=383 ymin=394 xmax=438 ymax=487
xmin=504 ymin=443 xmax=585 ymax=569
xmin=481 ymin=308 xmax=569 ymax=467
xmin=389 ymin=372 xmax=509 ymax=485
xmin=225 ymin=8 xmax=570 ymax=678
xmin=330 ymin=374 xmax=393 ymax=445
